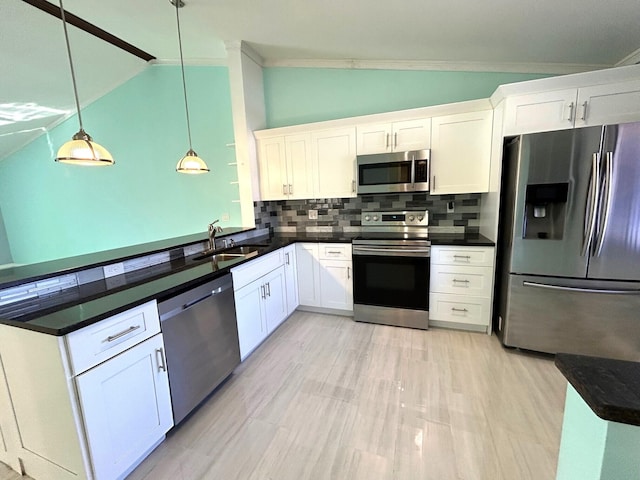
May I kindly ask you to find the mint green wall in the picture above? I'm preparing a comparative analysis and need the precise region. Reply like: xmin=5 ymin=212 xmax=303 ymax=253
xmin=0 ymin=207 xmax=11 ymax=264
xmin=0 ymin=65 xmax=240 ymax=265
xmin=556 ymin=385 xmax=640 ymax=480
xmin=263 ymin=68 xmax=552 ymax=127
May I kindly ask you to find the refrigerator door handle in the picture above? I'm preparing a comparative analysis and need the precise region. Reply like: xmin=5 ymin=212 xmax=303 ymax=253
xmin=523 ymin=281 xmax=640 ymax=295
xmin=581 ymin=153 xmax=600 ymax=257
xmin=593 ymin=151 xmax=614 ymax=257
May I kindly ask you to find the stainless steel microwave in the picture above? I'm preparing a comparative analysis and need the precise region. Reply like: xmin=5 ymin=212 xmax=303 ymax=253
xmin=356 ymin=149 xmax=430 ymax=194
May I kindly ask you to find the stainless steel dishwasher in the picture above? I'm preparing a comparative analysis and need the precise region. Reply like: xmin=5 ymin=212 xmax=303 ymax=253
xmin=158 ymin=274 xmax=240 ymax=424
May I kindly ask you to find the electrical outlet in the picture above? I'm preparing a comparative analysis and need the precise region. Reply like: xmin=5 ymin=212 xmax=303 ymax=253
xmin=103 ymin=262 xmax=125 ymax=278
xmin=221 ymin=213 xmax=230 ymax=221
xmin=308 ymin=209 xmax=318 ymax=220
xmin=447 ymin=201 xmax=455 ymax=213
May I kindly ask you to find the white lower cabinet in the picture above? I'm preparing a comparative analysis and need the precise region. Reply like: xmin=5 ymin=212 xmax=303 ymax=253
xmin=76 ymin=333 xmax=173 ymax=480
xmin=0 ymin=300 xmax=172 ymax=480
xmin=430 ymin=246 xmax=495 ymax=334
xmin=232 ymin=249 xmax=291 ymax=360
xmin=283 ymin=244 xmax=299 ymax=316
xmin=297 ymin=243 xmax=353 ymax=313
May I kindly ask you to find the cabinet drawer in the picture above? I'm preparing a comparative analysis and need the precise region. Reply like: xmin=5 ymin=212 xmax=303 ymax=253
xmin=65 ymin=300 xmax=161 ymax=375
xmin=231 ymin=249 xmax=284 ymax=290
xmin=429 ymin=293 xmax=490 ymax=326
xmin=430 ymin=265 xmax=493 ymax=297
xmin=431 ymin=246 xmax=494 ymax=266
xmin=318 ymin=243 xmax=352 ymax=260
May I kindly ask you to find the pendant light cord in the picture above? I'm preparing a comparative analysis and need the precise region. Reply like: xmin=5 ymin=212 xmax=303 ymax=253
xmin=59 ymin=0 xmax=84 ymax=131
xmin=175 ymin=1 xmax=193 ymax=151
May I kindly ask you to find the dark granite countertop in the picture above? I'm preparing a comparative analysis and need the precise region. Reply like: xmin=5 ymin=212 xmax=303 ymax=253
xmin=429 ymin=233 xmax=494 ymax=246
xmin=555 ymin=353 xmax=640 ymax=427
xmin=0 ymin=230 xmax=494 ymax=336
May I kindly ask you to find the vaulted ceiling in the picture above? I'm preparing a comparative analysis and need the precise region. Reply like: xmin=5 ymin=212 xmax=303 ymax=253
xmin=2 ymin=0 xmax=640 ymax=160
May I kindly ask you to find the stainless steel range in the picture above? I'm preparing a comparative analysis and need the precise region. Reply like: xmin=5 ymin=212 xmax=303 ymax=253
xmin=352 ymin=210 xmax=430 ymax=330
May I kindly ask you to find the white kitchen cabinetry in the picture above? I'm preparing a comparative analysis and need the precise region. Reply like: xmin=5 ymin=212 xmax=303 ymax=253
xmin=257 ymin=133 xmax=313 ymax=200
xmin=75 ymin=333 xmax=173 ymax=480
xmin=430 ymin=246 xmax=495 ymax=334
xmin=356 ymin=118 xmax=431 ymax=154
xmin=0 ymin=358 xmax=19 ymax=472
xmin=0 ymin=300 xmax=173 ymax=480
xmin=296 ymin=243 xmax=321 ymax=307
xmin=312 ymin=127 xmax=358 ymax=198
xmin=503 ymin=79 xmax=640 ymax=135
xmin=297 ymin=243 xmax=353 ymax=314
xmin=232 ymin=250 xmax=290 ymax=360
xmin=283 ymin=244 xmax=299 ymax=316
xmin=430 ymin=110 xmax=493 ymax=195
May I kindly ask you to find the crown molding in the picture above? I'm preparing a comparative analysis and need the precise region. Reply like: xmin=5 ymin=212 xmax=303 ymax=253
xmin=616 ymin=47 xmax=640 ymax=67
xmin=261 ymin=58 xmax=609 ymax=75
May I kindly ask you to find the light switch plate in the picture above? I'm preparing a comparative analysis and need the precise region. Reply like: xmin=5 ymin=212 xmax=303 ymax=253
xmin=447 ymin=201 xmax=455 ymax=213
xmin=308 ymin=209 xmax=318 ymax=219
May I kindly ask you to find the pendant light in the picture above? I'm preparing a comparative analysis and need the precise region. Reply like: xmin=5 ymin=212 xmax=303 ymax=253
xmin=172 ymin=0 xmax=209 ymax=174
xmin=55 ymin=0 xmax=114 ymax=166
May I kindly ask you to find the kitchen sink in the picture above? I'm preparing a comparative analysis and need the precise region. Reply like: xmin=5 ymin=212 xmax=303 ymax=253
xmin=223 ymin=245 xmax=269 ymax=256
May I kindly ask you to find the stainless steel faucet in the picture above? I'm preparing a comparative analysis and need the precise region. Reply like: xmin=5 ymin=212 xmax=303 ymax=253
xmin=207 ymin=220 xmax=223 ymax=251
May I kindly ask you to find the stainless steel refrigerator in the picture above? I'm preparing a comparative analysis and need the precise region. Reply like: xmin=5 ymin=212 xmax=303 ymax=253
xmin=496 ymin=121 xmax=640 ymax=361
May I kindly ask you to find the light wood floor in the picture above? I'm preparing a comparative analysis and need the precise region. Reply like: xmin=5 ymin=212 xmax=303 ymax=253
xmin=2 ymin=311 xmax=568 ymax=480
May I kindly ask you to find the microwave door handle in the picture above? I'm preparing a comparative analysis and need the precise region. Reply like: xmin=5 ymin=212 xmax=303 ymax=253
xmin=410 ymin=155 xmax=416 ymax=190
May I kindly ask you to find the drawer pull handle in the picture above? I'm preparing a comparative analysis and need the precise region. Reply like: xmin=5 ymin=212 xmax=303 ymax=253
xmin=453 ymin=255 xmax=471 ymax=260
xmin=451 ymin=307 xmax=469 ymax=313
xmin=452 ymin=279 xmax=470 ymax=284
xmin=156 ymin=348 xmax=167 ymax=372
xmin=106 ymin=325 xmax=141 ymax=342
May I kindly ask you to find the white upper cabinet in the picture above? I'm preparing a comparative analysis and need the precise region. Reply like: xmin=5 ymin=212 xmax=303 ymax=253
xmin=257 ymin=133 xmax=313 ymax=200
xmin=357 ymin=118 xmax=431 ymax=154
xmin=430 ymin=110 xmax=493 ymax=195
xmin=574 ymin=79 xmax=640 ymax=128
xmin=312 ymin=127 xmax=357 ymax=198
xmin=503 ymin=79 xmax=640 ymax=135
xmin=503 ymin=89 xmax=578 ymax=135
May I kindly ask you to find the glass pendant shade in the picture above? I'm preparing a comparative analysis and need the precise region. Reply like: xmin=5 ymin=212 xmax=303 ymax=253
xmin=176 ymin=149 xmax=209 ymax=174
xmin=55 ymin=129 xmax=114 ymax=166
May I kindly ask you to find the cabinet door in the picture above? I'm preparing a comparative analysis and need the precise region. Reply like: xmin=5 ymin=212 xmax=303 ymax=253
xmin=503 ymin=89 xmax=578 ymax=135
xmin=0 ymin=357 xmax=19 ymax=472
xmin=296 ymin=243 xmax=321 ymax=307
xmin=283 ymin=245 xmax=299 ymax=316
xmin=575 ymin=79 xmax=640 ymax=127
xmin=285 ymin=133 xmax=314 ymax=199
xmin=257 ymin=137 xmax=288 ymax=200
xmin=430 ymin=110 xmax=493 ymax=194
xmin=234 ymin=281 xmax=268 ymax=360
xmin=319 ymin=259 xmax=353 ymax=311
xmin=264 ymin=267 xmax=287 ymax=333
xmin=356 ymin=123 xmax=393 ymax=154
xmin=313 ymin=127 xmax=357 ymax=198
xmin=393 ymin=118 xmax=431 ymax=151
xmin=75 ymin=333 xmax=172 ymax=480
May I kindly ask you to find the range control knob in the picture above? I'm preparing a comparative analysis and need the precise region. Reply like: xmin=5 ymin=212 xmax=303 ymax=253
xmin=364 ymin=215 xmax=371 ymax=222
xmin=408 ymin=215 xmax=415 ymax=222
xmin=417 ymin=215 xmax=424 ymax=222
xmin=372 ymin=215 xmax=379 ymax=221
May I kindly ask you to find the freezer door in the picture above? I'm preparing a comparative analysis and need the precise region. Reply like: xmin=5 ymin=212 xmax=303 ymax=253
xmin=500 ymin=274 xmax=640 ymax=361
xmin=587 ymin=122 xmax=640 ymax=281
xmin=508 ymin=128 xmax=601 ymax=277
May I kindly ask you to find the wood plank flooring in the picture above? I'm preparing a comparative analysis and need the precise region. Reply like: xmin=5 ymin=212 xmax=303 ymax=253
xmin=1 ymin=311 xmax=568 ymax=480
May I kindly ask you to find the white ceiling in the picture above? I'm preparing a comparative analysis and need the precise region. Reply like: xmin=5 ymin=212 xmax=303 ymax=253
xmin=2 ymin=0 xmax=640 ymax=160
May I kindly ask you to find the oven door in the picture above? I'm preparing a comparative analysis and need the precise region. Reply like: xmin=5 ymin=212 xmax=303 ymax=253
xmin=352 ymin=248 xmax=430 ymax=311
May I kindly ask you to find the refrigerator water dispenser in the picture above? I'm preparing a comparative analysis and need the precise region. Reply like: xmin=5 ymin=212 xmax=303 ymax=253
xmin=523 ymin=183 xmax=569 ymax=239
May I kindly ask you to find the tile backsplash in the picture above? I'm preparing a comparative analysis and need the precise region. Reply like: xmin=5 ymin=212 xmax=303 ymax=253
xmin=254 ymin=193 xmax=481 ymax=234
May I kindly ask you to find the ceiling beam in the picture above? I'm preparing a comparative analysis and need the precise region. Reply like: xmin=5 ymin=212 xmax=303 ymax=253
xmin=22 ymin=0 xmax=156 ymax=62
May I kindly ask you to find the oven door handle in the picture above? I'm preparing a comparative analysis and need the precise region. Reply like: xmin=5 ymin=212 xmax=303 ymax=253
xmin=353 ymin=247 xmax=430 ymax=257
